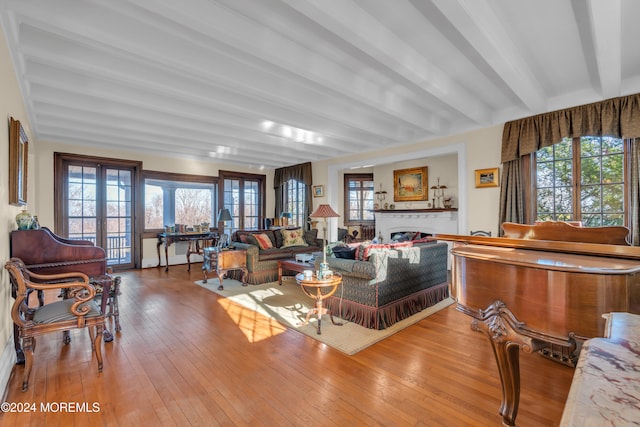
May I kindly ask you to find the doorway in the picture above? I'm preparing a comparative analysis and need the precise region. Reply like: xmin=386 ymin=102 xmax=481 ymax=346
xmin=54 ymin=153 xmax=141 ymax=269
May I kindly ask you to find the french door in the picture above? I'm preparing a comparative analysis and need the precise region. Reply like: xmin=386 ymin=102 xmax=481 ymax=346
xmin=55 ymin=154 xmax=141 ymax=269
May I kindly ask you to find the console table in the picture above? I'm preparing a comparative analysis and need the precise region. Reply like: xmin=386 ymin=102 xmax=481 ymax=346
xmin=156 ymin=232 xmax=218 ymax=272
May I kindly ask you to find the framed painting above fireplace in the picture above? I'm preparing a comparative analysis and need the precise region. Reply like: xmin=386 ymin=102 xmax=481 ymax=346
xmin=393 ymin=167 xmax=427 ymax=202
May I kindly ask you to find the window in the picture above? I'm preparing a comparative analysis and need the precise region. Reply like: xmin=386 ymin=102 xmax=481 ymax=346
xmin=283 ymin=178 xmax=306 ymax=227
xmin=535 ymin=136 xmax=627 ymax=226
xmin=344 ymin=174 xmax=374 ymax=225
xmin=144 ymin=172 xmax=217 ymax=231
xmin=219 ymin=170 xmax=265 ymax=233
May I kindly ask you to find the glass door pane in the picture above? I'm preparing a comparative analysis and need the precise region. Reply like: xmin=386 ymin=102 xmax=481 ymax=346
xmin=105 ymin=168 xmax=133 ymax=265
xmin=67 ymin=165 xmax=98 ymax=245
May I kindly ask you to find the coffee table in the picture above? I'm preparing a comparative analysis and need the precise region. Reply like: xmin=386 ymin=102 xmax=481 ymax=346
xmin=278 ymin=259 xmax=314 ymax=285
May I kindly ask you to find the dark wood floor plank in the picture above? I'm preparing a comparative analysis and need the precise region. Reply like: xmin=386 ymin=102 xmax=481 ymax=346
xmin=0 ymin=264 xmax=574 ymax=426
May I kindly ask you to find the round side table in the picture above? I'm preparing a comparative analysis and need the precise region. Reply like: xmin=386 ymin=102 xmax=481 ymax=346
xmin=295 ymin=273 xmax=343 ymax=335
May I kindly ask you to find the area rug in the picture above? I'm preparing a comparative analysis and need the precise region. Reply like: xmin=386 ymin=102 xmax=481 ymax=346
xmin=194 ymin=277 xmax=454 ymax=355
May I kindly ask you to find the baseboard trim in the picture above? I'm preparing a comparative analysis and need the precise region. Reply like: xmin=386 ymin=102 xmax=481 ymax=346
xmin=0 ymin=334 xmax=17 ymax=401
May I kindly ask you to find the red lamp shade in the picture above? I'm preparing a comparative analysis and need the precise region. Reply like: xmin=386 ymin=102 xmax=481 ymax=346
xmin=309 ymin=204 xmax=340 ymax=218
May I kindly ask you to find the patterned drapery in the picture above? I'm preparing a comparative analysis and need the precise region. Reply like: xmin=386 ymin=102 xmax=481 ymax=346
xmin=501 ymin=93 xmax=640 ymax=162
xmin=499 ymin=94 xmax=640 ymax=244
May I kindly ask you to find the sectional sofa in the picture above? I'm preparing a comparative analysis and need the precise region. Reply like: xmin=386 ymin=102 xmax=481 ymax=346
xmin=318 ymin=240 xmax=450 ymax=329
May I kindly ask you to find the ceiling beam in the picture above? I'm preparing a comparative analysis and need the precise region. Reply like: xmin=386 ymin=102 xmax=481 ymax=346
xmin=586 ymin=0 xmax=622 ymax=99
xmin=430 ymin=0 xmax=547 ymax=114
xmin=280 ymin=0 xmax=491 ymax=125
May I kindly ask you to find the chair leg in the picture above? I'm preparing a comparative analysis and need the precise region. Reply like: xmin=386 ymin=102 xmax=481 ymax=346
xmin=21 ymin=336 xmax=35 ymax=392
xmin=93 ymin=325 xmax=104 ymax=373
xmin=88 ymin=328 xmax=95 ymax=349
xmin=112 ymin=293 xmax=121 ymax=332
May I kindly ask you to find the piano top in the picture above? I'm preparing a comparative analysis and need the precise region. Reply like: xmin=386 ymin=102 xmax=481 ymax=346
xmin=450 ymin=244 xmax=640 ymax=275
xmin=435 ymin=233 xmax=640 ymax=261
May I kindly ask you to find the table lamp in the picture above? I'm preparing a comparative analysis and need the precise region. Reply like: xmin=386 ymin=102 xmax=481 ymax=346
xmin=309 ymin=204 xmax=340 ymax=278
xmin=217 ymin=208 xmax=232 ymax=244
xmin=281 ymin=211 xmax=292 ymax=226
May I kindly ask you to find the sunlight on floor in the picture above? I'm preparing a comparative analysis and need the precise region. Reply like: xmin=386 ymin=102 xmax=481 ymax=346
xmin=217 ymin=298 xmax=288 ymax=343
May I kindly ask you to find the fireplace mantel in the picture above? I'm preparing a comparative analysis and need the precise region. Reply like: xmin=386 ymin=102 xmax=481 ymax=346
xmin=374 ymin=209 xmax=459 ymax=241
xmin=373 ymin=208 xmax=458 ymax=214
xmin=375 ymin=209 xmax=459 ymax=269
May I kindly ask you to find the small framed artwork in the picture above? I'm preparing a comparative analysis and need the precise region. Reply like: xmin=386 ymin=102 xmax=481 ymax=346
xmin=9 ymin=117 xmax=28 ymax=206
xmin=475 ymin=167 xmax=500 ymax=188
xmin=393 ymin=166 xmax=428 ymax=201
xmin=313 ymin=185 xmax=324 ymax=198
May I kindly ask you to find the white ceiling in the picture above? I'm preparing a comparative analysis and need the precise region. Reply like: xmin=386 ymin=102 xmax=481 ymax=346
xmin=2 ymin=0 xmax=640 ymax=169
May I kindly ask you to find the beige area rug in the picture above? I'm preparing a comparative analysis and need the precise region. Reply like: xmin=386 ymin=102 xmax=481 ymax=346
xmin=194 ymin=277 xmax=454 ymax=355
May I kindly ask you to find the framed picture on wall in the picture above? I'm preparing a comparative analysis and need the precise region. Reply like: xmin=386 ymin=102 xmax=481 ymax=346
xmin=9 ymin=117 xmax=28 ymax=206
xmin=475 ymin=167 xmax=500 ymax=188
xmin=393 ymin=167 xmax=428 ymax=201
xmin=313 ymin=185 xmax=324 ymax=197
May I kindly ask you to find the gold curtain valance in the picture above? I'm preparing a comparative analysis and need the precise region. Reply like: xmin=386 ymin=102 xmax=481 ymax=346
xmin=501 ymin=93 xmax=640 ymax=163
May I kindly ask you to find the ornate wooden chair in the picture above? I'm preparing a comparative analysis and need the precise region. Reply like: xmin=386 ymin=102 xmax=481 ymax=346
xmin=5 ymin=258 xmax=105 ymax=391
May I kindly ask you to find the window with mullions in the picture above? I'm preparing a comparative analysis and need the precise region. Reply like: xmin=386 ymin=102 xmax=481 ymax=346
xmin=344 ymin=174 xmax=374 ymax=225
xmin=535 ymin=136 xmax=626 ymax=226
xmin=283 ymin=179 xmax=306 ymax=227
xmin=144 ymin=174 xmax=217 ymax=230
xmin=220 ymin=171 xmax=265 ymax=233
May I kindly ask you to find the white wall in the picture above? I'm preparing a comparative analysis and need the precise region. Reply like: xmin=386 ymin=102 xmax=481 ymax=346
xmin=0 ymin=26 xmax=36 ymax=397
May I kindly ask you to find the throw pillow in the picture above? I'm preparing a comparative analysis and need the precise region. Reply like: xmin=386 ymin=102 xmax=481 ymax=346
xmin=253 ymin=233 xmax=273 ymax=250
xmin=303 ymin=228 xmax=318 ymax=246
xmin=332 ymin=246 xmax=356 ymax=259
xmin=281 ymin=228 xmax=308 ymax=247
xmin=239 ymin=234 xmax=257 ymax=246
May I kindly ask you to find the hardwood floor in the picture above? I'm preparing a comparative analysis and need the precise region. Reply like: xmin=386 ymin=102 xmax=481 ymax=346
xmin=1 ymin=265 xmax=573 ymax=426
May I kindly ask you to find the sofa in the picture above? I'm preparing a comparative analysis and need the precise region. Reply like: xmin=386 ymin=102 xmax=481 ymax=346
xmin=317 ymin=241 xmax=449 ymax=330
xmin=229 ymin=228 xmax=322 ymax=285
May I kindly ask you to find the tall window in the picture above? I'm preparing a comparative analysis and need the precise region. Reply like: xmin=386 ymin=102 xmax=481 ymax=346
xmin=535 ymin=136 xmax=626 ymax=226
xmin=283 ymin=178 xmax=306 ymax=227
xmin=344 ymin=174 xmax=374 ymax=225
xmin=220 ymin=170 xmax=265 ymax=233
xmin=143 ymin=172 xmax=217 ymax=230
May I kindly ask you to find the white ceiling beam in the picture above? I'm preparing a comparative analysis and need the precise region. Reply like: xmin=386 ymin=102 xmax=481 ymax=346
xmin=281 ymin=0 xmax=491 ymax=125
xmin=431 ymin=0 xmax=547 ymax=114
xmin=125 ymin=0 xmax=444 ymax=135
xmin=11 ymin=0 xmax=427 ymax=143
xmin=23 ymin=58 xmax=373 ymax=153
xmin=586 ymin=0 xmax=622 ymax=99
xmin=10 ymin=0 xmax=412 ymax=146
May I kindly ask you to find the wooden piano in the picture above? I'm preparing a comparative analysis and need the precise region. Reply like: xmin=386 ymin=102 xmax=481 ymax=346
xmin=437 ymin=222 xmax=640 ymax=427
xmin=9 ymin=227 xmax=120 ymax=363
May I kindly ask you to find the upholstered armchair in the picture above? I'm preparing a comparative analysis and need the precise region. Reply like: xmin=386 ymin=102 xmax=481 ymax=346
xmin=5 ymin=258 xmax=105 ymax=391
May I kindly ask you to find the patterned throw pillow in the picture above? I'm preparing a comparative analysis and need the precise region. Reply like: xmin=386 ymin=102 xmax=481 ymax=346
xmin=281 ymin=228 xmax=308 ymax=247
xmin=253 ymin=233 xmax=273 ymax=250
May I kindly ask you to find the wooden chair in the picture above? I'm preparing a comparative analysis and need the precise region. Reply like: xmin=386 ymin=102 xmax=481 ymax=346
xmin=5 ymin=258 xmax=105 ymax=392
